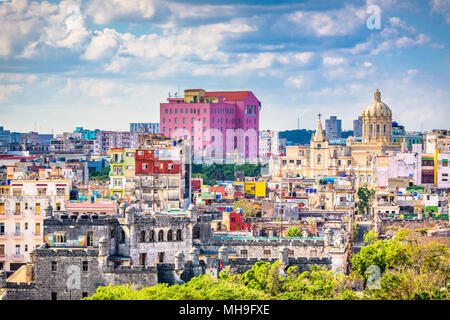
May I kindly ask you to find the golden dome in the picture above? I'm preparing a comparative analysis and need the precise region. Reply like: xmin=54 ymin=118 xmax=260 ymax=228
xmin=362 ymin=89 xmax=392 ymax=118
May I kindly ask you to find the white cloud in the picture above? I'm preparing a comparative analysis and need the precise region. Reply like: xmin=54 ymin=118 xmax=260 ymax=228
xmin=0 ymin=0 xmax=90 ymax=59
xmin=85 ymin=0 xmax=159 ymax=24
xmin=323 ymin=56 xmax=346 ymax=66
xmin=287 ymin=5 xmax=366 ymax=37
xmin=430 ymin=0 xmax=450 ymax=24
xmin=82 ymin=28 xmax=121 ymax=60
xmin=0 ymin=84 xmax=22 ymax=102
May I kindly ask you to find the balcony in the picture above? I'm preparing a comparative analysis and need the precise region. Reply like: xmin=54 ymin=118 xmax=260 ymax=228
xmin=0 ymin=255 xmax=6 ymax=262
xmin=12 ymin=232 xmax=23 ymax=239
xmin=33 ymin=232 xmax=42 ymax=239
xmin=10 ymin=254 xmax=24 ymax=261
xmin=0 ymin=232 xmax=7 ymax=239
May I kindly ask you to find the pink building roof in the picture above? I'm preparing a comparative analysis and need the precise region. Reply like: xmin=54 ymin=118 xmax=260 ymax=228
xmin=204 ymin=91 xmax=251 ymax=101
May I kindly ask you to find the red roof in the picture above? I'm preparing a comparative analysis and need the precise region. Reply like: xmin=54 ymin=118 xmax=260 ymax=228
xmin=205 ymin=91 xmax=251 ymax=101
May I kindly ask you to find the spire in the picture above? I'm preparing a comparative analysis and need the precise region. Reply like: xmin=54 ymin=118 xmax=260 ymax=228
xmin=314 ymin=113 xmax=326 ymax=142
xmin=374 ymin=89 xmax=381 ymax=102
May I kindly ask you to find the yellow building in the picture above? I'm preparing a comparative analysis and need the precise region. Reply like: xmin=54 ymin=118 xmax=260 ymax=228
xmin=277 ymin=89 xmax=401 ymax=189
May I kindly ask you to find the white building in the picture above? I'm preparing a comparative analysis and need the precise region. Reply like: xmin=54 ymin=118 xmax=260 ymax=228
xmin=0 ymin=179 xmax=71 ymax=273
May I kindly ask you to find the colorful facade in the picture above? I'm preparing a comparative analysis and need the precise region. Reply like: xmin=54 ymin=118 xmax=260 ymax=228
xmin=160 ymin=89 xmax=261 ymax=162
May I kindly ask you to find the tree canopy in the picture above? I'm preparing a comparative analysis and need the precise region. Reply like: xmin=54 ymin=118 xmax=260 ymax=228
xmin=84 ymin=230 xmax=449 ymax=301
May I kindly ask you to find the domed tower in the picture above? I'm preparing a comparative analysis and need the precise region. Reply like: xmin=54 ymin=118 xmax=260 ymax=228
xmin=362 ymin=89 xmax=392 ymax=145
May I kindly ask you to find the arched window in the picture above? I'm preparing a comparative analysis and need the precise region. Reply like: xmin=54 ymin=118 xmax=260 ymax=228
xmin=139 ymin=230 xmax=146 ymax=243
xmin=383 ymin=124 xmax=386 ymax=136
xmin=158 ymin=230 xmax=164 ymax=241
xmin=176 ymin=229 xmax=182 ymax=241
xmin=193 ymin=226 xmax=200 ymax=239
xmin=167 ymin=230 xmax=173 ymax=241
xmin=370 ymin=124 xmax=373 ymax=136
xmin=149 ymin=230 xmax=155 ymax=242
xmin=376 ymin=124 xmax=380 ymax=136
xmin=317 ymin=154 xmax=322 ymax=164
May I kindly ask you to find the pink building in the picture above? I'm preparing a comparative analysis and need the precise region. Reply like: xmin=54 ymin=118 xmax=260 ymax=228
xmin=160 ymin=89 xmax=261 ymax=162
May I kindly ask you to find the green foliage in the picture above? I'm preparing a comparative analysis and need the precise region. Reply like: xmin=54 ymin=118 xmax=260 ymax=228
xmin=285 ymin=227 xmax=302 ymax=238
xmin=363 ymin=230 xmax=378 ymax=244
xmin=191 ymin=163 xmax=265 ymax=183
xmin=233 ymin=199 xmax=258 ymax=218
xmin=356 ymin=187 xmax=375 ymax=215
xmin=85 ymin=230 xmax=449 ymax=301
xmin=192 ymin=173 xmax=216 ymax=186
xmin=352 ymin=229 xmax=449 ymax=286
xmin=279 ymin=129 xmax=354 ymax=145
xmin=352 ymin=223 xmax=359 ymax=241
xmin=89 ymin=166 xmax=110 ymax=181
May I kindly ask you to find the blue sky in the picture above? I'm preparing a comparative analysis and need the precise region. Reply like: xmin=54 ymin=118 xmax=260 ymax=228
xmin=0 ymin=0 xmax=449 ymax=134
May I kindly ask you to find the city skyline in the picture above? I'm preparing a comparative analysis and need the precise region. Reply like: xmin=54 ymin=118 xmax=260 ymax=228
xmin=0 ymin=0 xmax=449 ymax=133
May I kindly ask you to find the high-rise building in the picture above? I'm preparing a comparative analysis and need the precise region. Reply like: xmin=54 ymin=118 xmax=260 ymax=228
xmin=160 ymin=89 xmax=261 ymax=163
xmin=130 ymin=123 xmax=160 ymax=134
xmin=325 ymin=116 xmax=342 ymax=140
xmin=353 ymin=116 xmax=363 ymax=138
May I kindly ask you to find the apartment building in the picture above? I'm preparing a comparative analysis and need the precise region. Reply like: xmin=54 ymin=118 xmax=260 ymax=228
xmin=0 ymin=179 xmax=71 ymax=273
xmin=134 ymin=135 xmax=191 ymax=212
xmin=108 ymin=148 xmax=136 ymax=198
xmin=160 ymin=89 xmax=261 ymax=163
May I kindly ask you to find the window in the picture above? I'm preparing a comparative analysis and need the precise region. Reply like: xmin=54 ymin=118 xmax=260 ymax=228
xmin=25 ymin=222 xmax=28 ymax=230
xmin=87 ymin=231 xmax=94 ymax=247
xmin=82 ymin=261 xmax=88 ymax=272
xmin=140 ymin=230 xmax=146 ymax=242
xmin=176 ymin=229 xmax=182 ymax=241
xmin=443 ymin=161 xmax=448 ymax=167
xmin=15 ymin=244 xmax=20 ymax=255
xmin=158 ymin=230 xmax=164 ymax=241
xmin=167 ymin=230 xmax=173 ymax=241
xmin=263 ymin=250 xmax=271 ymax=258
xmin=35 ymin=223 xmax=41 ymax=234
xmin=54 ymin=231 xmax=67 ymax=243
xmin=15 ymin=203 xmax=20 ymax=214
xmin=52 ymin=261 xmax=57 ymax=272
xmin=288 ymin=250 xmax=294 ymax=257
xmin=149 ymin=230 xmax=155 ymax=242
xmin=241 ymin=250 xmax=248 ymax=257
xmin=142 ymin=163 xmax=148 ymax=170
xmin=15 ymin=222 xmax=20 ymax=235
xmin=317 ymin=154 xmax=322 ymax=164
xmin=119 ymin=230 xmax=125 ymax=244
xmin=25 ymin=202 xmax=28 ymax=210
xmin=296 ymin=160 xmax=301 ymax=165
xmin=0 ymin=203 xmax=4 ymax=214
xmin=0 ymin=244 xmax=4 ymax=257
xmin=35 ymin=203 xmax=40 ymax=214
xmin=56 ymin=188 xmax=65 ymax=196
xmin=37 ymin=188 xmax=47 ymax=196
xmin=56 ymin=203 xmax=61 ymax=211
xmin=51 ymin=292 xmax=57 ymax=300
